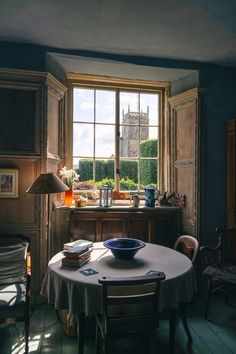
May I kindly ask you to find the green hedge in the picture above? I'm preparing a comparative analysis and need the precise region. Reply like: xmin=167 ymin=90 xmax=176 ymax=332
xmin=96 ymin=178 xmax=114 ymax=189
xmin=77 ymin=160 xmax=93 ymax=181
xmin=140 ymin=139 xmax=158 ymax=157
xmin=96 ymin=177 xmax=138 ymax=191
xmin=106 ymin=160 xmax=114 ymax=179
xmin=140 ymin=139 xmax=158 ymax=186
xmin=120 ymin=177 xmax=138 ymax=191
xmin=76 ymin=160 xmax=109 ymax=181
xmin=76 ymin=139 xmax=158 ymax=186
xmin=140 ymin=159 xmax=157 ymax=186
xmin=120 ymin=160 xmax=138 ymax=183
xmin=95 ymin=160 xmax=106 ymax=181
xmin=77 ymin=159 xmax=138 ymax=182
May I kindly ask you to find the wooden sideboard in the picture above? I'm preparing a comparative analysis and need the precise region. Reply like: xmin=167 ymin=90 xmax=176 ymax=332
xmin=51 ymin=207 xmax=182 ymax=255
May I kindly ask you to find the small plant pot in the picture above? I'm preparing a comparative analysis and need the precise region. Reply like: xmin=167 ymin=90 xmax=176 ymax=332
xmin=79 ymin=199 xmax=87 ymax=207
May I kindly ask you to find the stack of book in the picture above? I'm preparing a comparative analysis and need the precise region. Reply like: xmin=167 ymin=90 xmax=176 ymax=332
xmin=63 ymin=239 xmax=93 ymax=250
xmin=62 ymin=240 xmax=93 ymax=268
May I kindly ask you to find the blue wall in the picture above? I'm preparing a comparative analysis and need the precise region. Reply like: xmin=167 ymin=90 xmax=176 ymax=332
xmin=1 ymin=41 xmax=236 ymax=245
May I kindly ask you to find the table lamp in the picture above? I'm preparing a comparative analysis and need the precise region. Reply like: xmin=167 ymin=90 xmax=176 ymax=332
xmin=26 ymin=172 xmax=69 ymax=260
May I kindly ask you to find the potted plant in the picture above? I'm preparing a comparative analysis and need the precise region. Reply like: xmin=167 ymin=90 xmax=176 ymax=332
xmin=58 ymin=167 xmax=80 ymax=207
xmin=74 ymin=180 xmax=98 ymax=201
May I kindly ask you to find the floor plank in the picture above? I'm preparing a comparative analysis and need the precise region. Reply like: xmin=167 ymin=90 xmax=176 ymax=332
xmin=0 ymin=293 xmax=235 ymax=354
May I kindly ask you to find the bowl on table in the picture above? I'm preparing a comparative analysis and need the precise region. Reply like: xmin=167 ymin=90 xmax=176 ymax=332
xmin=103 ymin=238 xmax=146 ymax=260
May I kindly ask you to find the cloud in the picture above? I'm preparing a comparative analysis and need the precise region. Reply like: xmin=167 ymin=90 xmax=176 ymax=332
xmin=80 ymin=102 xmax=94 ymax=110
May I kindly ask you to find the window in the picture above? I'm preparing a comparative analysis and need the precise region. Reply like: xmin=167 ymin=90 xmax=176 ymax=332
xmin=67 ymin=74 xmax=168 ymax=192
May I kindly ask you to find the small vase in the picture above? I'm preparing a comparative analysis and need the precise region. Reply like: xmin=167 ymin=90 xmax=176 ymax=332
xmin=64 ymin=188 xmax=73 ymax=207
xmin=144 ymin=188 xmax=156 ymax=207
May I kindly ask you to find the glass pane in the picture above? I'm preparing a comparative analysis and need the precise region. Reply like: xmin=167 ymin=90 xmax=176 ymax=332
xmin=96 ymin=90 xmax=115 ymax=123
xmin=73 ymin=158 xmax=80 ymax=170
xmin=120 ymin=159 xmax=138 ymax=191
xmin=140 ymin=93 xmax=159 ymax=126
xmin=148 ymin=126 xmax=158 ymax=140
xmin=95 ymin=159 xmax=114 ymax=182
xmin=73 ymin=88 xmax=94 ymax=122
xmin=120 ymin=92 xmax=139 ymax=124
xmin=95 ymin=125 xmax=115 ymax=157
xmin=77 ymin=158 xmax=94 ymax=182
xmin=140 ymin=127 xmax=158 ymax=157
xmin=140 ymin=159 xmax=158 ymax=189
xmin=140 ymin=139 xmax=158 ymax=158
xmin=73 ymin=123 xmax=94 ymax=156
xmin=120 ymin=125 xmax=140 ymax=157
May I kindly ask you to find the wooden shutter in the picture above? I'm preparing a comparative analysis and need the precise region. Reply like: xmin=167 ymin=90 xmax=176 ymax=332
xmin=168 ymin=88 xmax=205 ymax=238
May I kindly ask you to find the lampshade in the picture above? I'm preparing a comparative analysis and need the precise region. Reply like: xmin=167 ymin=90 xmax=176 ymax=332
xmin=26 ymin=172 xmax=69 ymax=194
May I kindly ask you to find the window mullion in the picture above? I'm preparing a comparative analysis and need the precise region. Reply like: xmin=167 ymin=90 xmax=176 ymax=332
xmin=93 ymin=89 xmax=96 ymax=181
xmin=138 ymin=93 xmax=141 ymax=191
xmin=115 ymin=90 xmax=120 ymax=191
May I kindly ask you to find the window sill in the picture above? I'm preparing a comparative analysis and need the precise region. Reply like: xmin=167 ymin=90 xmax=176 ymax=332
xmin=56 ymin=204 xmax=182 ymax=211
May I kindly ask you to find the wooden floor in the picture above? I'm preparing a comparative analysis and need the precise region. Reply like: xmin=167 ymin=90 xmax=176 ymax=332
xmin=0 ymin=293 xmax=235 ymax=354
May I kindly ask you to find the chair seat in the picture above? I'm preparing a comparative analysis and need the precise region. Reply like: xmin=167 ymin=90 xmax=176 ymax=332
xmin=202 ymin=263 xmax=236 ymax=285
xmin=0 ymin=283 xmax=26 ymax=318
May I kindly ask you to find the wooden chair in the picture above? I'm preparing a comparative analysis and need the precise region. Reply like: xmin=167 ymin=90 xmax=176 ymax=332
xmin=174 ymin=235 xmax=199 ymax=263
xmin=95 ymin=272 xmax=166 ymax=354
xmin=172 ymin=234 xmax=199 ymax=348
xmin=200 ymin=227 xmax=236 ymax=319
xmin=0 ymin=234 xmax=31 ymax=353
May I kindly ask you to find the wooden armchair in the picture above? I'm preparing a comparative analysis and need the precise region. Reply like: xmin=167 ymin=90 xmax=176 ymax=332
xmin=95 ymin=272 xmax=166 ymax=354
xmin=200 ymin=227 xmax=236 ymax=319
xmin=0 ymin=234 xmax=31 ymax=353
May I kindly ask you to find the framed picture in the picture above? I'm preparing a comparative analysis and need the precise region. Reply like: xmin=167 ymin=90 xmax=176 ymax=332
xmin=0 ymin=169 xmax=19 ymax=198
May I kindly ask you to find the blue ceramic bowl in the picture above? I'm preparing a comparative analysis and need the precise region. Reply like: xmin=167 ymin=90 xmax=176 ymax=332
xmin=104 ymin=238 xmax=146 ymax=260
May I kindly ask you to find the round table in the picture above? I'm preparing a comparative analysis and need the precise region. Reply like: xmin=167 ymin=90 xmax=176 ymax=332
xmin=41 ymin=242 xmax=197 ymax=353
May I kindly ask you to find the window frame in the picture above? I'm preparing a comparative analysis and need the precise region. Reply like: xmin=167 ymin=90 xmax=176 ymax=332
xmin=66 ymin=73 xmax=170 ymax=193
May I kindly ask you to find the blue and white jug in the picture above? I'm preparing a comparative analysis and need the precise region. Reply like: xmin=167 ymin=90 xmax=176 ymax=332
xmin=144 ymin=188 xmax=158 ymax=207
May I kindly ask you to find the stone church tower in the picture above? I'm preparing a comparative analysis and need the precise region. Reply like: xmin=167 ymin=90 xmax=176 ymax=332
xmin=120 ymin=105 xmax=149 ymax=157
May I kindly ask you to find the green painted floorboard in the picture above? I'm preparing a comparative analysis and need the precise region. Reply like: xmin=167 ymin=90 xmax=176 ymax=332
xmin=0 ymin=293 xmax=235 ymax=354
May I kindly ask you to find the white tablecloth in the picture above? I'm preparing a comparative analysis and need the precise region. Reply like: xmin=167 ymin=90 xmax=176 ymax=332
xmin=41 ymin=242 xmax=197 ymax=318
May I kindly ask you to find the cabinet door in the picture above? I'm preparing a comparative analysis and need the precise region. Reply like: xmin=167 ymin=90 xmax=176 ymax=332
xmin=0 ymin=87 xmax=39 ymax=154
xmin=100 ymin=218 xmax=125 ymax=241
xmin=69 ymin=211 xmax=97 ymax=242
xmin=227 ymin=119 xmax=236 ymax=227
xmin=227 ymin=119 xmax=236 ymax=262
xmin=127 ymin=217 xmax=150 ymax=242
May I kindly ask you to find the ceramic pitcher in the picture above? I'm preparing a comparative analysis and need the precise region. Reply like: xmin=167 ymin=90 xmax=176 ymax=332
xmin=144 ymin=188 xmax=157 ymax=207
xmin=130 ymin=193 xmax=140 ymax=208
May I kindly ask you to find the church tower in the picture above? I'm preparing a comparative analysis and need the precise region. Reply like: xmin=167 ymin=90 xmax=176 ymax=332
xmin=120 ymin=105 xmax=149 ymax=157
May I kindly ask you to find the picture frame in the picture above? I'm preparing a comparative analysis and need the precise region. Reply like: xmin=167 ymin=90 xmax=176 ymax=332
xmin=0 ymin=169 xmax=19 ymax=198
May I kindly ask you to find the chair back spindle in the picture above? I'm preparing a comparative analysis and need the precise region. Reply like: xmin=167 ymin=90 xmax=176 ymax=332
xmin=200 ymin=227 xmax=236 ymax=319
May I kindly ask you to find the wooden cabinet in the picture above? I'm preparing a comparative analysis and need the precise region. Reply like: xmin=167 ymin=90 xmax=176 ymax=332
xmin=0 ymin=69 xmax=67 ymax=298
xmin=227 ymin=119 xmax=236 ymax=227
xmin=66 ymin=207 xmax=182 ymax=248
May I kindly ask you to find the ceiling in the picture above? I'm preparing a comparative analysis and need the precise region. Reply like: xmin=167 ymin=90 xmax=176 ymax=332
xmin=1 ymin=0 xmax=236 ymax=69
